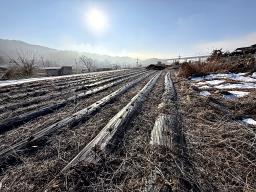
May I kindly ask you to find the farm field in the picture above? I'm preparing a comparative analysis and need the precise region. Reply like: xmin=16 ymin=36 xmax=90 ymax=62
xmin=1 ymin=1 xmax=256 ymax=191
xmin=0 ymin=68 xmax=255 ymax=192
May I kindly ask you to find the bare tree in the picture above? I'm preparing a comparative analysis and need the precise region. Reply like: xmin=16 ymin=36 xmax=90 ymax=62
xmin=11 ymin=52 xmax=36 ymax=76
xmin=79 ymin=55 xmax=95 ymax=72
xmin=113 ymin=64 xmax=121 ymax=70
xmin=5 ymin=51 xmax=37 ymax=79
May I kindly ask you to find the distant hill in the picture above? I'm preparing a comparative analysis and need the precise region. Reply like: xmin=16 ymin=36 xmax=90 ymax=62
xmin=0 ymin=39 xmax=161 ymax=69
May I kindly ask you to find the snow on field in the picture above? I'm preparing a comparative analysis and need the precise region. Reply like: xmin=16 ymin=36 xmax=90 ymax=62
xmin=191 ymin=72 xmax=256 ymax=130
xmin=228 ymin=91 xmax=250 ymax=97
xmin=190 ymin=72 xmax=256 ymax=99
xmin=191 ymin=72 xmax=256 ymax=90
xmin=223 ymin=91 xmax=250 ymax=99
xmin=199 ymin=91 xmax=211 ymax=96
xmin=215 ymin=82 xmax=256 ymax=89
xmin=0 ymin=69 xmax=128 ymax=88
xmin=191 ymin=73 xmax=255 ymax=127
xmin=199 ymin=85 xmax=211 ymax=89
xmin=242 ymin=118 xmax=256 ymax=125
xmin=191 ymin=72 xmax=256 ymax=82
xmin=222 ymin=93 xmax=237 ymax=100
xmin=196 ymin=80 xmax=225 ymax=86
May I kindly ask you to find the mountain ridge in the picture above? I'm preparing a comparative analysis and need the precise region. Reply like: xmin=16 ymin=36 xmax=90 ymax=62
xmin=0 ymin=39 xmax=161 ymax=68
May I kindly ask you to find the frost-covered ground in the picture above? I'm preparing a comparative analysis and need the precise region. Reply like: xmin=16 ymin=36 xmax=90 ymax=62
xmin=191 ymin=72 xmax=256 ymax=93
xmin=0 ymin=69 xmax=128 ymax=88
xmin=190 ymin=72 xmax=256 ymax=126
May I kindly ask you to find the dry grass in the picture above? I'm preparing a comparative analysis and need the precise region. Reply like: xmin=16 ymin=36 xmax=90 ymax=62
xmin=1 ymin=69 xmax=255 ymax=191
xmin=177 ymin=62 xmax=230 ymax=78
xmin=0 ymin=75 xmax=153 ymax=192
xmin=45 ymin=72 xmax=165 ymax=192
xmin=48 ymin=71 xmax=205 ymax=192
xmin=177 ymin=51 xmax=256 ymax=78
xmin=175 ymin=76 xmax=256 ymax=191
xmin=2 ymin=64 xmax=36 ymax=80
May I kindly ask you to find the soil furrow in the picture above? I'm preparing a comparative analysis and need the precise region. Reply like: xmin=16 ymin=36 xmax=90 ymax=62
xmin=0 ymin=73 xmax=155 ymax=192
xmin=0 ymin=70 xmax=145 ymax=119
xmin=0 ymin=72 xmax=146 ymax=134
xmin=0 ymin=69 xmax=141 ymax=105
xmin=46 ymin=71 xmax=165 ymax=192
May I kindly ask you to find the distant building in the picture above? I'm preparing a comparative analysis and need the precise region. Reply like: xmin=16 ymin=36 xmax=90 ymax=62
xmin=43 ymin=66 xmax=73 ymax=76
xmin=44 ymin=67 xmax=60 ymax=76
xmin=60 ymin=66 xmax=72 ymax=75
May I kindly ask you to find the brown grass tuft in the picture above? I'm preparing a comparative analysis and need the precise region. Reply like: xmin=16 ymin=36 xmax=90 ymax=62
xmin=177 ymin=61 xmax=232 ymax=78
xmin=177 ymin=50 xmax=256 ymax=78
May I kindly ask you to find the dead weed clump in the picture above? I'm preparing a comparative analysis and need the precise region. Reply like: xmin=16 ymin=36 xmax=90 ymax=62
xmin=2 ymin=52 xmax=37 ymax=80
xmin=2 ymin=64 xmax=35 ymax=80
xmin=178 ymin=49 xmax=256 ymax=78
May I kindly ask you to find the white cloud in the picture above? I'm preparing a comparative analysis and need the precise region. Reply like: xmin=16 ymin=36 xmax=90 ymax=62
xmin=196 ymin=32 xmax=256 ymax=53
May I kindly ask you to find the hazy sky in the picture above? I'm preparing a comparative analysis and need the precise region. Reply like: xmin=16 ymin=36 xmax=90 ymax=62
xmin=1 ymin=0 xmax=256 ymax=59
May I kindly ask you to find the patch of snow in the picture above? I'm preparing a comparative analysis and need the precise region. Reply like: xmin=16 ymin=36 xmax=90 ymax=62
xmin=228 ymin=91 xmax=249 ymax=98
xmin=199 ymin=91 xmax=211 ymax=97
xmin=191 ymin=72 xmax=256 ymax=82
xmin=223 ymin=94 xmax=237 ymax=100
xmin=242 ymin=118 xmax=256 ymax=125
xmin=229 ymin=75 xmax=256 ymax=82
xmin=191 ymin=73 xmax=235 ymax=81
xmin=195 ymin=80 xmax=225 ymax=87
xmin=206 ymin=73 xmax=249 ymax=80
xmin=191 ymin=76 xmax=205 ymax=81
xmin=215 ymin=82 xmax=256 ymax=89
xmin=222 ymin=91 xmax=249 ymax=100
xmin=199 ymin=85 xmax=211 ymax=89
xmin=207 ymin=80 xmax=225 ymax=85
xmin=238 ymin=72 xmax=248 ymax=76
xmin=252 ymin=72 xmax=256 ymax=78
xmin=197 ymin=81 xmax=207 ymax=85
xmin=206 ymin=73 xmax=233 ymax=80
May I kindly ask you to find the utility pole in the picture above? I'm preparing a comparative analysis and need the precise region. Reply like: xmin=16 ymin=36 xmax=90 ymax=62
xmin=75 ymin=59 xmax=78 ymax=73
xmin=136 ymin=58 xmax=139 ymax=68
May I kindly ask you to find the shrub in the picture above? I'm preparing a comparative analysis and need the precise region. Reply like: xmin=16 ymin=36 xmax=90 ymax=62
xmin=2 ymin=53 xmax=36 ymax=80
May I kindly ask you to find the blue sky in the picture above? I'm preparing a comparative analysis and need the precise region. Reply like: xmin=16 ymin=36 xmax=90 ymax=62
xmin=0 ymin=0 xmax=256 ymax=59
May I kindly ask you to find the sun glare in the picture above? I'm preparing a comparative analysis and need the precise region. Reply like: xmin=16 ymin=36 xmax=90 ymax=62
xmin=86 ymin=8 xmax=108 ymax=34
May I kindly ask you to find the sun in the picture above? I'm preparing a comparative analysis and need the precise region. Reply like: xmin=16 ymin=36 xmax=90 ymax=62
xmin=86 ymin=8 xmax=108 ymax=34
